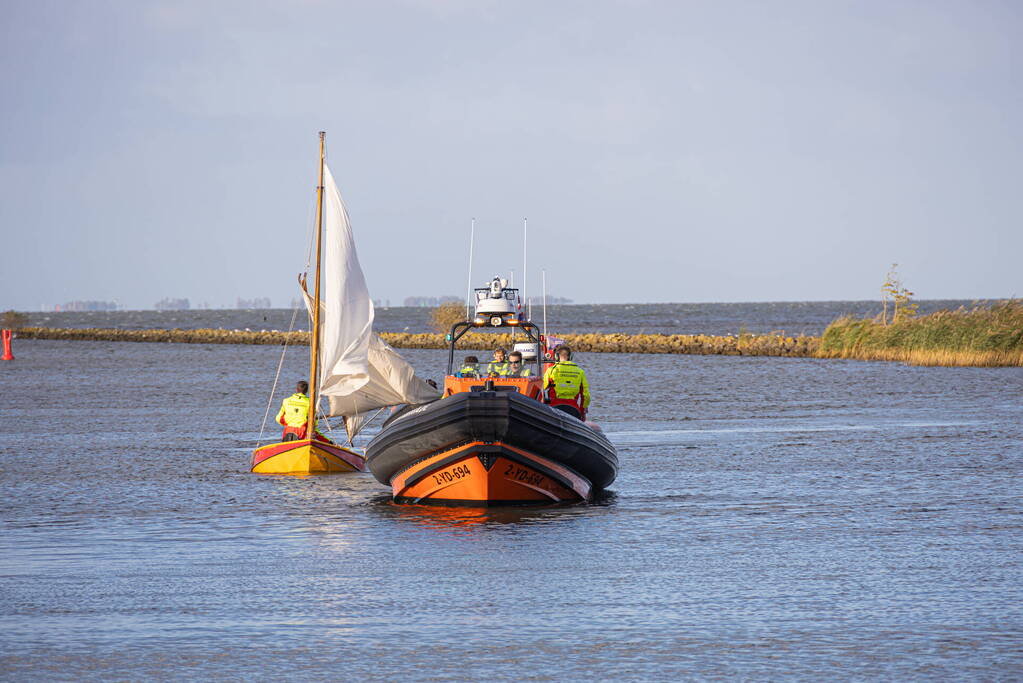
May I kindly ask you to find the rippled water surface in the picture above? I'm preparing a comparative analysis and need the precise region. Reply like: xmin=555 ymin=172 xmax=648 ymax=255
xmin=2 ymin=337 xmax=1022 ymax=680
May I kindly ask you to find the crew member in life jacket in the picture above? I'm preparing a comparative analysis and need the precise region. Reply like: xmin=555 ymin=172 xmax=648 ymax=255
xmin=458 ymin=355 xmax=481 ymax=378
xmin=506 ymin=351 xmax=529 ymax=377
xmin=487 ymin=348 xmax=510 ymax=377
xmin=543 ymin=346 xmax=590 ymax=420
xmin=276 ymin=381 xmax=326 ymax=441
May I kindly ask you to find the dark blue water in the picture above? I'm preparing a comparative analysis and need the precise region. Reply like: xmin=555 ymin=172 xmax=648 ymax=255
xmin=2 ymin=339 xmax=1021 ymax=679
xmin=20 ymin=298 xmax=988 ymax=337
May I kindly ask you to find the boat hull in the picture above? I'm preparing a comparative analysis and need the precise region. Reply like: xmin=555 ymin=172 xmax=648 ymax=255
xmin=368 ymin=390 xmax=617 ymax=506
xmin=251 ymin=438 xmax=366 ymax=474
xmin=391 ymin=440 xmax=591 ymax=505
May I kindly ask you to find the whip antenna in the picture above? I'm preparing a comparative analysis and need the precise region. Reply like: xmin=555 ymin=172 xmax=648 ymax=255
xmin=542 ymin=269 xmax=548 ymax=339
xmin=523 ymin=218 xmax=528 ymax=320
xmin=465 ymin=217 xmax=476 ymax=319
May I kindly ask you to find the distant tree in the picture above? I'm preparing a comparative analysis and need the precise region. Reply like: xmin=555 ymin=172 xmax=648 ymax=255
xmin=881 ymin=264 xmax=919 ymax=325
xmin=1 ymin=310 xmax=28 ymax=329
xmin=430 ymin=301 xmax=467 ymax=333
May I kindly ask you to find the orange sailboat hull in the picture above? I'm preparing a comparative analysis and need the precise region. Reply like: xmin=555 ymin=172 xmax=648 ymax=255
xmin=251 ymin=438 xmax=366 ymax=475
xmin=390 ymin=440 xmax=591 ymax=506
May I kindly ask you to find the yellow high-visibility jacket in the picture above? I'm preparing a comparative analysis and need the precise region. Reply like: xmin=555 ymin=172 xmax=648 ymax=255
xmin=543 ymin=361 xmax=590 ymax=409
xmin=487 ymin=360 xmax=510 ymax=377
xmin=458 ymin=364 xmax=481 ymax=378
xmin=276 ymin=392 xmax=316 ymax=429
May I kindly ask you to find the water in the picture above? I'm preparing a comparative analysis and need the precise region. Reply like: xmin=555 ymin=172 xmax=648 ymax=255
xmin=21 ymin=298 xmax=989 ymax=337
xmin=2 ymin=336 xmax=1022 ymax=679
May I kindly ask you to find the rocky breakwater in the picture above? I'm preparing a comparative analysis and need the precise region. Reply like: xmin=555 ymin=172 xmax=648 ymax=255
xmin=17 ymin=326 xmax=818 ymax=358
xmin=384 ymin=331 xmax=819 ymax=357
xmin=17 ymin=327 xmax=307 ymax=346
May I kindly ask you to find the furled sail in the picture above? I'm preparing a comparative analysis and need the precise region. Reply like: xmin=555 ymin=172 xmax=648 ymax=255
xmin=303 ymin=164 xmax=438 ymax=440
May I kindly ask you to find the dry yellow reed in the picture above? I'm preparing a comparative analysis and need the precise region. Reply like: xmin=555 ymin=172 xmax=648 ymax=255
xmin=817 ymin=346 xmax=1023 ymax=367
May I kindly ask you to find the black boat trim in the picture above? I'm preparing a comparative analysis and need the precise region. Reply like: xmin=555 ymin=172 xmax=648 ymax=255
xmin=390 ymin=438 xmax=476 ymax=481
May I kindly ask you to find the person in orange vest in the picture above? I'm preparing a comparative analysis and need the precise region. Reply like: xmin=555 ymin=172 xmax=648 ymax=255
xmin=542 ymin=346 xmax=591 ymax=420
xmin=276 ymin=381 xmax=326 ymax=441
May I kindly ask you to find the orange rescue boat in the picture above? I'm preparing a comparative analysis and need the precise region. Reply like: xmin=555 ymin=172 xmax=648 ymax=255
xmin=366 ymin=277 xmax=617 ymax=505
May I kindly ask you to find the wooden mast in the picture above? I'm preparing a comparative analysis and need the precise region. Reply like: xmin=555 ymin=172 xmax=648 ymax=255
xmin=307 ymin=131 xmax=326 ymax=439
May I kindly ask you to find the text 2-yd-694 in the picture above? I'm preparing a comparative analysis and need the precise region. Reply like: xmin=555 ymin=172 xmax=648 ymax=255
xmin=432 ymin=464 xmax=471 ymax=486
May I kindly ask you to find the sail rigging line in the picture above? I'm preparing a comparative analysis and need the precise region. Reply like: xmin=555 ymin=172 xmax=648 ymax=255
xmin=255 ymin=300 xmax=303 ymax=448
xmin=317 ymin=406 xmax=335 ymax=435
xmin=255 ymin=171 xmax=320 ymax=449
xmin=344 ymin=396 xmax=362 ymax=447
xmin=345 ymin=406 xmax=386 ymax=447
xmin=304 ymin=159 xmax=320 ymax=271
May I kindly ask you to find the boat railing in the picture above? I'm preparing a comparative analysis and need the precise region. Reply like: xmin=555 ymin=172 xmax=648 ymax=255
xmin=442 ymin=375 xmax=544 ymax=401
xmin=445 ymin=319 xmax=543 ymax=377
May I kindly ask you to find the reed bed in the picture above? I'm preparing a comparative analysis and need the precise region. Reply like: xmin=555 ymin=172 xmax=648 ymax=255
xmin=818 ymin=300 xmax=1023 ymax=367
xmin=16 ymin=326 xmax=819 ymax=357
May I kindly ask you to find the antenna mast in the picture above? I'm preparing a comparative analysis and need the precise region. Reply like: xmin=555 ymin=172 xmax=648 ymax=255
xmin=465 ymin=218 xmax=476 ymax=319
xmin=542 ymin=269 xmax=548 ymax=340
xmin=522 ymin=218 xmax=528 ymax=320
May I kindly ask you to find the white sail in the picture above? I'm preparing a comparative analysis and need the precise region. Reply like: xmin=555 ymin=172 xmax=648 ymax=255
xmin=304 ymin=164 xmax=438 ymax=437
xmin=337 ymin=334 xmax=441 ymax=438
xmin=316 ymin=164 xmax=374 ymax=398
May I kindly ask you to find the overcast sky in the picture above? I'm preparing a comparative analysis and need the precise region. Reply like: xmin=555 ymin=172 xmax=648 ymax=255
xmin=1 ymin=0 xmax=1019 ymax=309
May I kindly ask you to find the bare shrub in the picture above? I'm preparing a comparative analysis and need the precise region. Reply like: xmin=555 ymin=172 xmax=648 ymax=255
xmin=1 ymin=310 xmax=28 ymax=329
xmin=430 ymin=301 xmax=467 ymax=333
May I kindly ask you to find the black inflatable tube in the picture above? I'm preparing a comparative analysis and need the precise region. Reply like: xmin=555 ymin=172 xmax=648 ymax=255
xmin=366 ymin=391 xmax=618 ymax=489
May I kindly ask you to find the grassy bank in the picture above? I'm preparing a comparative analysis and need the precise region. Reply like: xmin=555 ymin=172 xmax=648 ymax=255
xmin=15 ymin=326 xmax=818 ymax=358
xmin=818 ymin=300 xmax=1023 ymax=367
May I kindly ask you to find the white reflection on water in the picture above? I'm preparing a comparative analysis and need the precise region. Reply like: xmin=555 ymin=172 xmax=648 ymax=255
xmin=608 ymin=421 xmax=976 ymax=442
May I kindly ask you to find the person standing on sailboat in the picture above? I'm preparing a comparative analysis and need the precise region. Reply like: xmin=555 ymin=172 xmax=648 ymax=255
xmin=277 ymin=381 xmax=323 ymax=441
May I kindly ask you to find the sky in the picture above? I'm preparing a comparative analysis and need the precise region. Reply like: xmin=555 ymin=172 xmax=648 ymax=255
xmin=1 ymin=0 xmax=1020 ymax=309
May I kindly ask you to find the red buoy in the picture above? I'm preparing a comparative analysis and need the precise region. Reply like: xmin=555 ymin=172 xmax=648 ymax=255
xmin=1 ymin=329 xmax=13 ymax=361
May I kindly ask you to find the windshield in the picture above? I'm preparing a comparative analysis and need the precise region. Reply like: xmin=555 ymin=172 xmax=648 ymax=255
xmin=445 ymin=320 xmax=542 ymax=377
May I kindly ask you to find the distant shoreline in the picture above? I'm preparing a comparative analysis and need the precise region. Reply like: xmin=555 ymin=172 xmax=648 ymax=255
xmin=15 ymin=298 xmax=1007 ymax=314
xmin=14 ymin=303 xmax=1021 ymax=367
